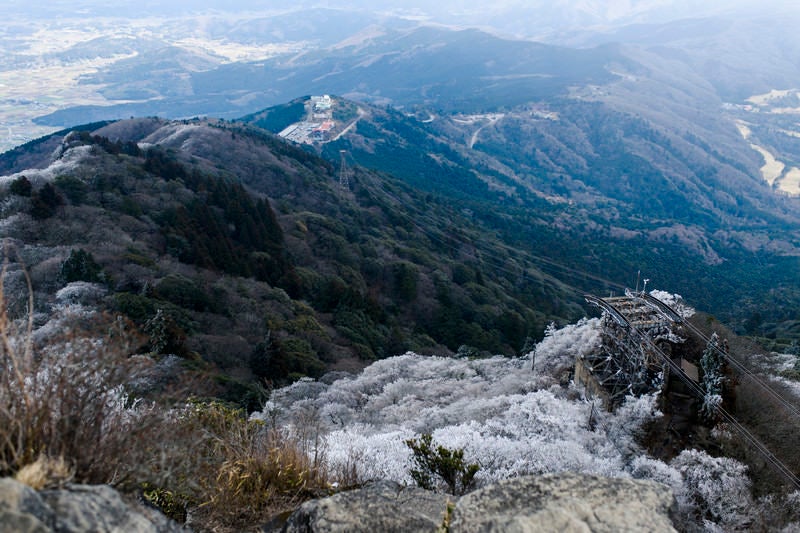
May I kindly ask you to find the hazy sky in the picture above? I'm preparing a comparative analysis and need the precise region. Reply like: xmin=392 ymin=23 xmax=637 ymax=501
xmin=6 ymin=0 xmax=797 ymax=27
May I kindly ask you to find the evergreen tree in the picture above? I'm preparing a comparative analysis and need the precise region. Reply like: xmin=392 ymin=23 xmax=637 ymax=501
xmin=700 ymin=333 xmax=725 ymax=420
xmin=60 ymin=248 xmax=102 ymax=283
xmin=405 ymin=433 xmax=480 ymax=495
xmin=9 ymin=176 xmax=32 ymax=197
xmin=143 ymin=309 xmax=186 ymax=355
xmin=30 ymin=183 xmax=63 ymax=219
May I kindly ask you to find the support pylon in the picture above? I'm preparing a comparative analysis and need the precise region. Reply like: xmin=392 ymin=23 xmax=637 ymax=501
xmin=339 ymin=150 xmax=350 ymax=189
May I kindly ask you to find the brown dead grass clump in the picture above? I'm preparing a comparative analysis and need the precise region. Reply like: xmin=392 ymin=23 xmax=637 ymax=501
xmin=0 ymin=259 xmax=150 ymax=484
xmin=184 ymin=402 xmax=331 ymax=530
xmin=14 ymin=455 xmax=74 ymax=490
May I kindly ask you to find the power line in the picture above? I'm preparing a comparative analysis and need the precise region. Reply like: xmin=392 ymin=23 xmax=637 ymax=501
xmin=683 ymin=320 xmax=800 ymax=424
xmin=354 ymin=167 xmax=624 ymax=299
xmin=628 ymin=291 xmax=800 ymax=427
xmin=348 ymin=154 xmax=800 ymax=487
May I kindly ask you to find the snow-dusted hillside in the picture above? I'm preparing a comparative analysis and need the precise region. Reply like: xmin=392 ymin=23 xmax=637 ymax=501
xmin=255 ymin=312 xmax=780 ymax=530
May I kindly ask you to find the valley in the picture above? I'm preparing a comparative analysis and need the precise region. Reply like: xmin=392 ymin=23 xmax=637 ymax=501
xmin=3 ymin=5 xmax=800 ymax=344
xmin=733 ymin=93 xmax=800 ymax=195
xmin=0 ymin=11 xmax=308 ymax=153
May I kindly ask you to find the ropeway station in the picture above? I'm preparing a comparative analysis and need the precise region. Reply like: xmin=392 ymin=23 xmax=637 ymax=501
xmin=577 ymin=289 xmax=800 ymax=490
xmin=576 ymin=290 xmax=698 ymax=410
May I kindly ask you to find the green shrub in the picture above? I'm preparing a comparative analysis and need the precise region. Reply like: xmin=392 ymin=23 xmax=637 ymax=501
xmin=250 ymin=336 xmax=325 ymax=382
xmin=153 ymin=275 xmax=213 ymax=312
xmin=405 ymin=434 xmax=480 ymax=495
xmin=122 ymin=249 xmax=156 ymax=267
xmin=213 ymin=375 xmax=267 ymax=413
xmin=141 ymin=483 xmax=191 ymax=523
xmin=111 ymin=292 xmax=158 ymax=323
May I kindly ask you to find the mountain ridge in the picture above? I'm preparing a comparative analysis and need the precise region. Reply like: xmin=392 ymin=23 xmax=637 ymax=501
xmin=243 ymin=93 xmax=800 ymax=341
xmin=0 ymin=117 xmax=591 ymax=407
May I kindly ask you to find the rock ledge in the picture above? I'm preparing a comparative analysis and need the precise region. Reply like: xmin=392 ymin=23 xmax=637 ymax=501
xmin=282 ymin=473 xmax=676 ymax=533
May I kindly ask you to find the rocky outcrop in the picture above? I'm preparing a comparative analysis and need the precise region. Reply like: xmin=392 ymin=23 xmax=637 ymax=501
xmin=281 ymin=474 xmax=676 ymax=533
xmin=0 ymin=478 xmax=182 ymax=533
xmin=449 ymin=473 xmax=676 ymax=533
xmin=282 ymin=480 xmax=452 ymax=533
xmin=3 ymin=473 xmax=677 ymax=532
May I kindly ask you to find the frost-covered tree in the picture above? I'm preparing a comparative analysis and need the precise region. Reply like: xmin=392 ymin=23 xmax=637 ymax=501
xmin=671 ymin=449 xmax=752 ymax=530
xmin=255 ymin=310 xmax=759 ymax=531
xmin=254 ymin=331 xmax=658 ymax=488
xmin=700 ymin=333 xmax=726 ymax=419
xmin=531 ymin=318 xmax=601 ymax=376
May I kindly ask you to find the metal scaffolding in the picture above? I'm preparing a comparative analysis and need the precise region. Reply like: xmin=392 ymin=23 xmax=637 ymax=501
xmin=578 ymin=292 xmax=679 ymax=407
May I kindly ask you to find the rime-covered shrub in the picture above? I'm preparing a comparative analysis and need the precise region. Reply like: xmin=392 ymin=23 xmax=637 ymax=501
xmin=649 ymin=289 xmax=695 ymax=318
xmin=531 ymin=318 xmax=601 ymax=376
xmin=0 ymin=301 xmax=153 ymax=483
xmin=55 ymin=281 xmax=106 ymax=305
xmin=671 ymin=449 xmax=752 ymax=529
xmin=254 ymin=350 xmax=655 ymax=488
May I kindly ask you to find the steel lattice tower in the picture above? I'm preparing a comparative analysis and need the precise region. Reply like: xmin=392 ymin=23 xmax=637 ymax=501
xmin=338 ymin=150 xmax=350 ymax=189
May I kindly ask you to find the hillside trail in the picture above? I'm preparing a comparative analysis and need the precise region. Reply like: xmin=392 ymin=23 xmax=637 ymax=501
xmin=468 ymin=115 xmax=502 ymax=149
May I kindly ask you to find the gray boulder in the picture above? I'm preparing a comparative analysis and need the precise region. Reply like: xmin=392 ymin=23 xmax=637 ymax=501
xmin=449 ymin=473 xmax=676 ymax=533
xmin=282 ymin=480 xmax=453 ymax=533
xmin=0 ymin=510 xmax=52 ymax=533
xmin=0 ymin=478 xmax=54 ymax=532
xmin=0 ymin=478 xmax=183 ymax=533
xmin=42 ymin=484 xmax=164 ymax=533
xmin=280 ymin=473 xmax=676 ymax=533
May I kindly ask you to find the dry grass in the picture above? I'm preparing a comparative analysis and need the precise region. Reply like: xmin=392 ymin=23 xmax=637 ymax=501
xmin=0 ymin=250 xmax=339 ymax=531
xmin=14 ymin=455 xmax=74 ymax=490
xmin=1 ymin=269 xmax=136 ymax=480
xmin=186 ymin=402 xmax=331 ymax=530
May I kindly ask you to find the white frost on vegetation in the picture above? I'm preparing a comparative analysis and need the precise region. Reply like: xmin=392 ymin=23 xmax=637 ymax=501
xmin=649 ymin=289 xmax=695 ymax=318
xmin=254 ymin=312 xmax=764 ymax=530
xmin=531 ymin=317 xmax=601 ymax=376
xmin=767 ymin=374 xmax=800 ymax=402
xmin=671 ymin=449 xmax=753 ymax=529
xmin=256 ymin=319 xmax=666 ymax=486
xmin=55 ymin=281 xmax=107 ymax=305
xmin=258 ymin=317 xmax=756 ymax=531
xmin=0 ymin=145 xmax=93 ymax=186
xmin=32 ymin=301 xmax=99 ymax=346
